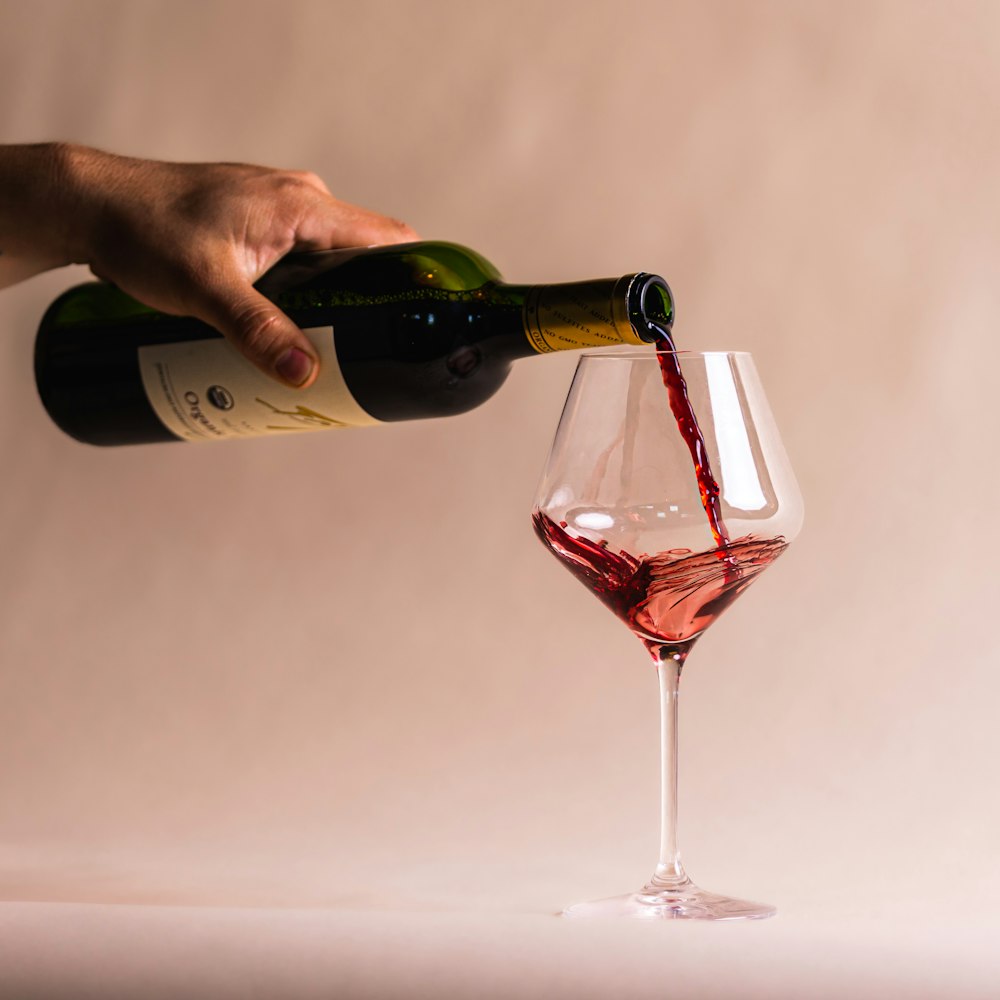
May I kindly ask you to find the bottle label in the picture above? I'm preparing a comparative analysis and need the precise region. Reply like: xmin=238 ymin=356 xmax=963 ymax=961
xmin=523 ymin=278 xmax=645 ymax=353
xmin=137 ymin=326 xmax=380 ymax=442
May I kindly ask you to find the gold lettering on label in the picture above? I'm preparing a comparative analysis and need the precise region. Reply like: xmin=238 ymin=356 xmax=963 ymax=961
xmin=255 ymin=397 xmax=354 ymax=430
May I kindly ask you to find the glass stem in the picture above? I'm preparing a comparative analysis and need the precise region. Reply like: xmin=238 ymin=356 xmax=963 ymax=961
xmin=651 ymin=646 xmax=689 ymax=888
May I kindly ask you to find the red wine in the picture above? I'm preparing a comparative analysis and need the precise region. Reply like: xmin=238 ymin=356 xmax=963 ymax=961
xmin=532 ymin=511 xmax=786 ymax=653
xmin=651 ymin=331 xmax=729 ymax=548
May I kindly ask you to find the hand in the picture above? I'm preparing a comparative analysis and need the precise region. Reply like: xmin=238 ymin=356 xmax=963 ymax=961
xmin=0 ymin=144 xmax=418 ymax=387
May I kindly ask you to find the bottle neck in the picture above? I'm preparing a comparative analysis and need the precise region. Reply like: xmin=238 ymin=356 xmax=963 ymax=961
xmin=498 ymin=274 xmax=666 ymax=358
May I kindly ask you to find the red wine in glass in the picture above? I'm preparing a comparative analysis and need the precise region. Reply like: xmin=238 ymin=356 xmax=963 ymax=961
xmin=531 ymin=511 xmax=786 ymax=654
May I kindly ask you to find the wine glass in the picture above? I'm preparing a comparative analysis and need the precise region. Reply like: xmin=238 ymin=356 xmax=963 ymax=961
xmin=532 ymin=348 xmax=803 ymax=920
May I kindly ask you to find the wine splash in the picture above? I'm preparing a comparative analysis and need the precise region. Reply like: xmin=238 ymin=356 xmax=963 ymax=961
xmin=532 ymin=511 xmax=786 ymax=653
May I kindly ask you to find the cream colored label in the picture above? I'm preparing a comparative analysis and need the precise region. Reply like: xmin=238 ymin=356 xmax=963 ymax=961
xmin=523 ymin=278 xmax=645 ymax=353
xmin=138 ymin=326 xmax=380 ymax=442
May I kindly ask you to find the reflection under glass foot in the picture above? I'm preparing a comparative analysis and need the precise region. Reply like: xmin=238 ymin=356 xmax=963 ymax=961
xmin=562 ymin=878 xmax=776 ymax=921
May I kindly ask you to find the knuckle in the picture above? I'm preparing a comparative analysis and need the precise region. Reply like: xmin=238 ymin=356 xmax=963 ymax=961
xmin=388 ymin=217 xmax=418 ymax=241
xmin=270 ymin=170 xmax=321 ymax=198
xmin=294 ymin=169 xmax=328 ymax=192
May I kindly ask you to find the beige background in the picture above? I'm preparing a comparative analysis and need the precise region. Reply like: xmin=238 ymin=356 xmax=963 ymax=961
xmin=1 ymin=1 xmax=999 ymax=997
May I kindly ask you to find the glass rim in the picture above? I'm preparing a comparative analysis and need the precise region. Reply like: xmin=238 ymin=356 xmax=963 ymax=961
xmin=580 ymin=347 xmax=753 ymax=360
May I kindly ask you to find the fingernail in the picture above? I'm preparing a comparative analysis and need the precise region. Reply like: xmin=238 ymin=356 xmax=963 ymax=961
xmin=275 ymin=348 xmax=315 ymax=386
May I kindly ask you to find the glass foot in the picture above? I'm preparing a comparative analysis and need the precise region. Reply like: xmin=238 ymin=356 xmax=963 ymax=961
xmin=561 ymin=881 xmax=776 ymax=921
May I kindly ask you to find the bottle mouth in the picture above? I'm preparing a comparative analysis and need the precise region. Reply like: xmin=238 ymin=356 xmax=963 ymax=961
xmin=627 ymin=273 xmax=674 ymax=342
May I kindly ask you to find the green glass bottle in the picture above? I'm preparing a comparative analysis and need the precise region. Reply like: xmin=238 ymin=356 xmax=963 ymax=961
xmin=34 ymin=241 xmax=674 ymax=446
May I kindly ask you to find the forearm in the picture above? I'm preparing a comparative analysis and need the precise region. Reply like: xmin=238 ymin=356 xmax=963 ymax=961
xmin=0 ymin=142 xmax=91 ymax=287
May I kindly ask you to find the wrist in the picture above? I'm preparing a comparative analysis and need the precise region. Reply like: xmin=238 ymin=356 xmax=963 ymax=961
xmin=0 ymin=142 xmax=108 ymax=270
xmin=47 ymin=142 xmax=116 ymax=267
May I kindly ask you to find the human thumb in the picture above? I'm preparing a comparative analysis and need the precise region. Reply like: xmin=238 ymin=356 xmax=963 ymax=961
xmin=194 ymin=276 xmax=319 ymax=388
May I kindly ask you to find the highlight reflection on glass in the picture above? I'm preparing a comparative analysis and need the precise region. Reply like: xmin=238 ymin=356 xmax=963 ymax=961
xmin=704 ymin=352 xmax=768 ymax=512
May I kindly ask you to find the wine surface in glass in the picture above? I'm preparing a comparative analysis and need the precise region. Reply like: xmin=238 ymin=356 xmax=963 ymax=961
xmin=531 ymin=513 xmax=786 ymax=653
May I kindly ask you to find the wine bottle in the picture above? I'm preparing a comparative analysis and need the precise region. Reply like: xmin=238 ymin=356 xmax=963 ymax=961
xmin=34 ymin=241 xmax=674 ymax=446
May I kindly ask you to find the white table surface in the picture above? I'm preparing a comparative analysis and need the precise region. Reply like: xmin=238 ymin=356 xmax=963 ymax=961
xmin=1 ymin=893 xmax=998 ymax=1000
